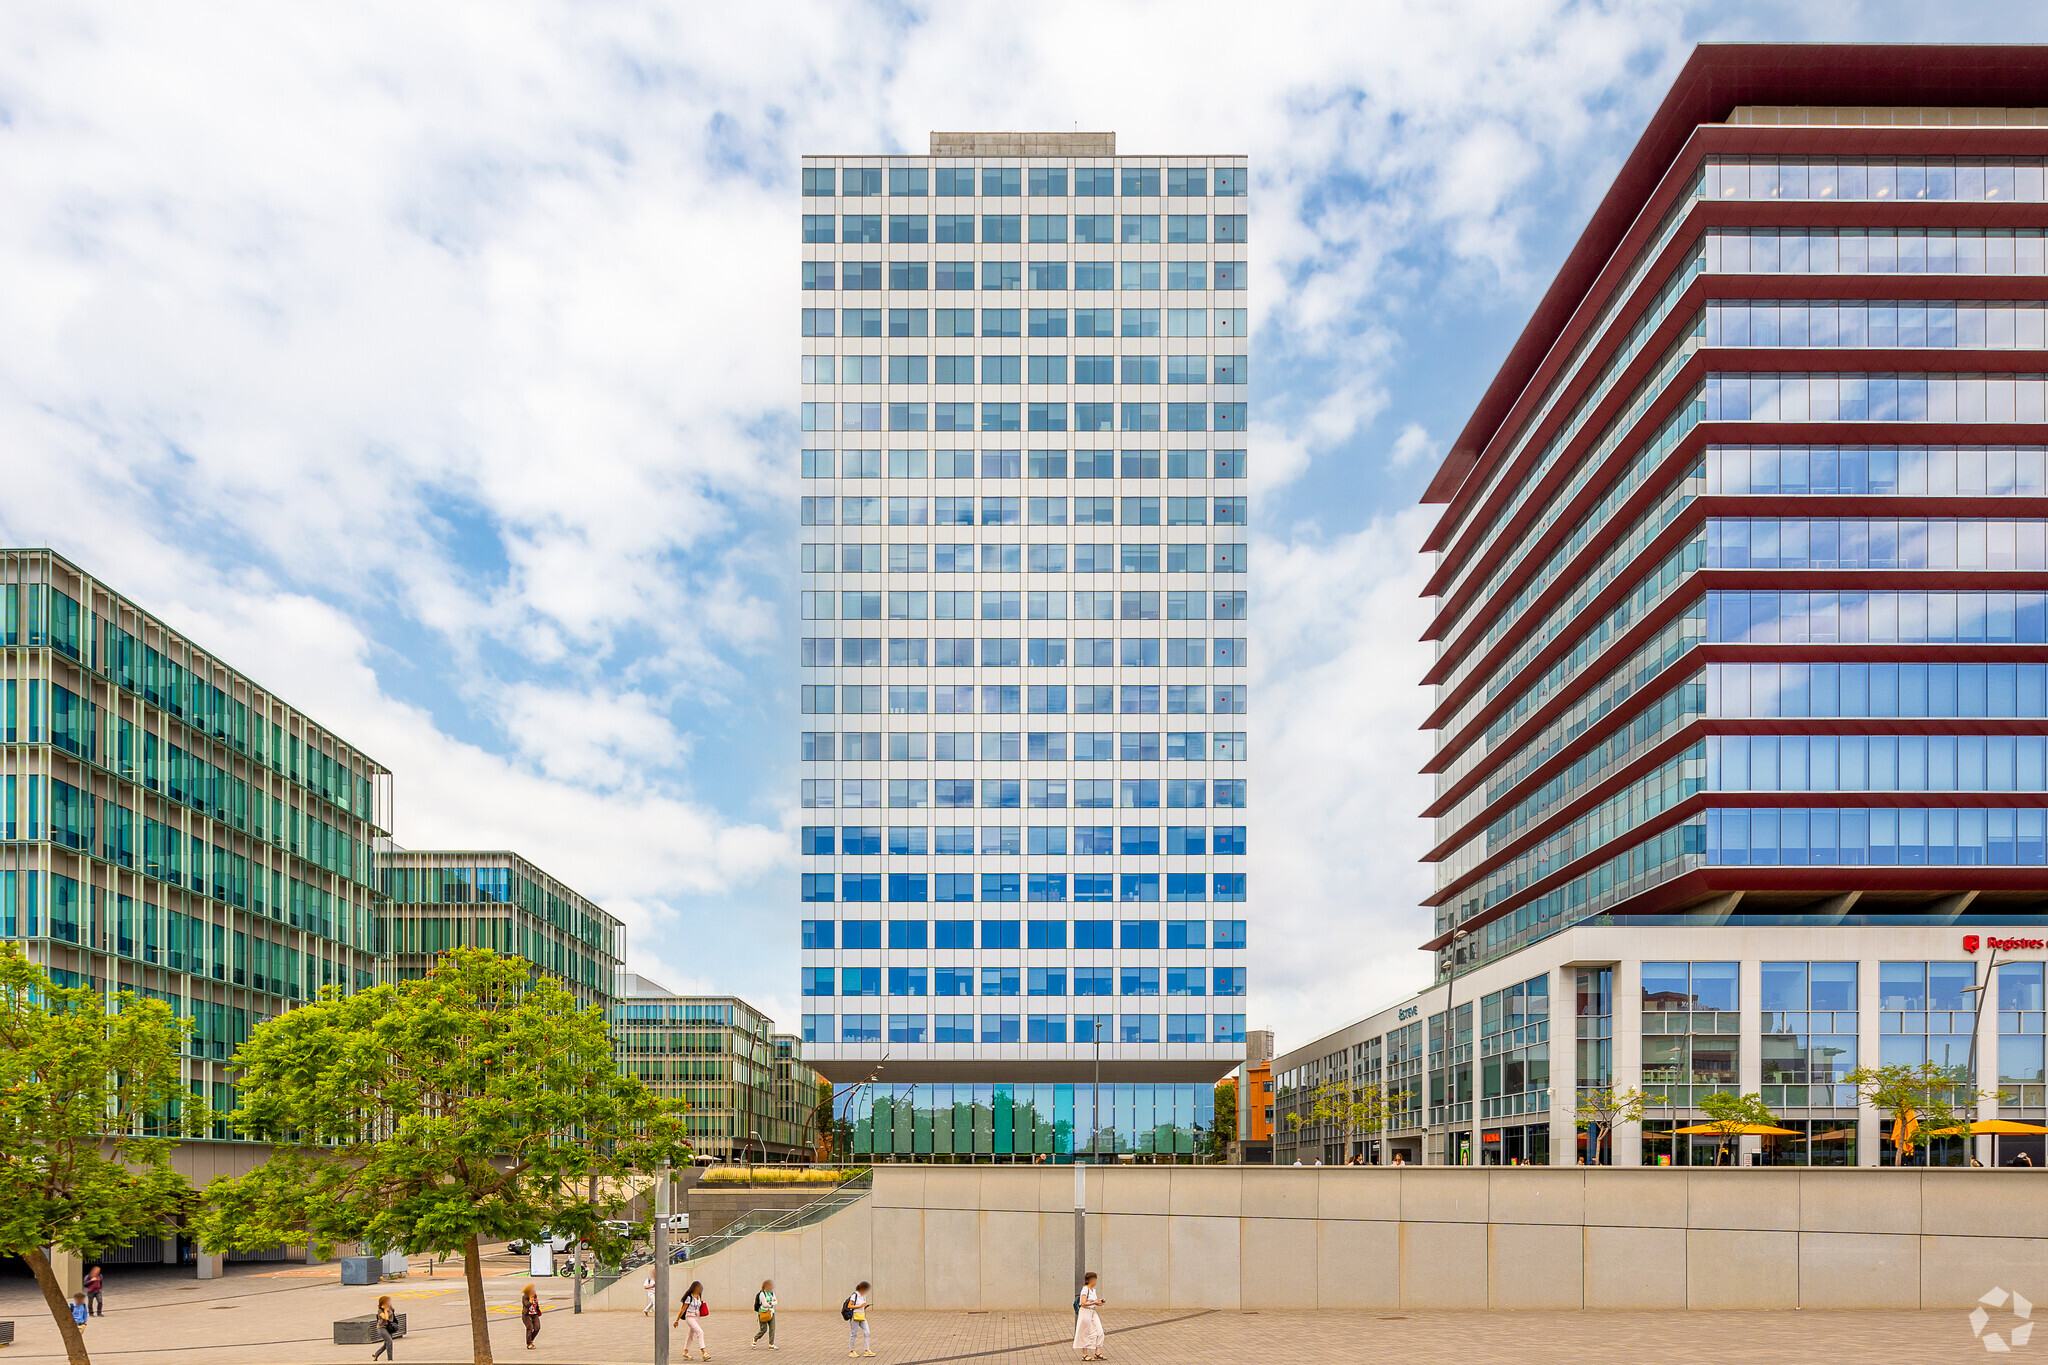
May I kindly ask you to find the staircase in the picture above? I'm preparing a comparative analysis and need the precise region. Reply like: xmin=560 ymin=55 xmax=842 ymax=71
xmin=679 ymin=1170 xmax=874 ymax=1263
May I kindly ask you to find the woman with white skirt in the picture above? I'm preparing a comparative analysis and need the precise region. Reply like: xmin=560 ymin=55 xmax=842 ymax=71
xmin=1072 ymin=1272 xmax=1106 ymax=1361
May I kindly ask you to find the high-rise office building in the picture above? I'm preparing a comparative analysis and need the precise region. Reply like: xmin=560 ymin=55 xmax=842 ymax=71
xmin=1 ymin=549 xmax=391 ymax=1164
xmin=1277 ymin=46 xmax=2048 ymax=1169
xmin=797 ymin=133 xmax=1250 ymax=1159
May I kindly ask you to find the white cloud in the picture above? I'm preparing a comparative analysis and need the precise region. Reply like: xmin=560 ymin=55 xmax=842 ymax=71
xmin=0 ymin=0 xmax=1704 ymax=1043
xmin=1251 ymin=507 xmax=1441 ymax=1043
xmin=1388 ymin=422 xmax=1436 ymax=471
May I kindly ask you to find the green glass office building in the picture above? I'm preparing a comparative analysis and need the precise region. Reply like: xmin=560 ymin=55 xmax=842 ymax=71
xmin=1 ymin=549 xmax=390 ymax=1155
xmin=379 ymin=848 xmax=624 ymax=1010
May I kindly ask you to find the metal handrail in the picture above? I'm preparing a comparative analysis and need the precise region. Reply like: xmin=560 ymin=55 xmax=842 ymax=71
xmin=680 ymin=1170 xmax=874 ymax=1263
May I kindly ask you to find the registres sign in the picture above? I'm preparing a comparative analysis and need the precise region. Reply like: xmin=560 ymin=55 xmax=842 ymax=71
xmin=1965 ymin=935 xmax=2046 ymax=952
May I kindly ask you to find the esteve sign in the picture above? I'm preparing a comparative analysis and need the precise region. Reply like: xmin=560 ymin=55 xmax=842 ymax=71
xmin=1964 ymin=935 xmax=2046 ymax=952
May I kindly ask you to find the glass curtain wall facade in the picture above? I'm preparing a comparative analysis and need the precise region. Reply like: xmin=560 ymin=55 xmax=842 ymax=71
xmin=0 ymin=549 xmax=391 ymax=1143
xmin=1421 ymin=88 xmax=2048 ymax=995
xmin=377 ymin=849 xmax=624 ymax=1010
xmin=796 ymin=132 xmax=1245 ymax=1158
xmin=612 ymin=977 xmax=800 ymax=1160
xmin=773 ymin=1032 xmax=826 ymax=1159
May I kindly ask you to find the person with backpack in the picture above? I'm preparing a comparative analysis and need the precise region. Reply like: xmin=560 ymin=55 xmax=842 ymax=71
xmin=675 ymin=1280 xmax=710 ymax=1360
xmin=842 ymin=1280 xmax=873 ymax=1356
xmin=751 ymin=1278 xmax=777 ymax=1349
xmin=1072 ymin=1271 xmax=1106 ymax=1360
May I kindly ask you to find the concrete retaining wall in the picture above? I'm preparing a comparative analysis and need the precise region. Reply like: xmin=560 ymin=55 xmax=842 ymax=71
xmin=593 ymin=1165 xmax=2048 ymax=1313
xmin=686 ymin=1187 xmax=834 ymax=1239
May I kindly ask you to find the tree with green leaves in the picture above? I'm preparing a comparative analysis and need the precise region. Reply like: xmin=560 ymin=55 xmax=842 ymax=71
xmin=1694 ymin=1090 xmax=1782 ymax=1164
xmin=0 ymin=944 xmax=199 ymax=1365
xmin=192 ymin=950 xmax=689 ymax=1365
xmin=1842 ymin=1061 xmax=1986 ymax=1165
xmin=1285 ymin=1079 xmax=1409 ymax=1163
xmin=1574 ymin=1085 xmax=1659 ymax=1166
xmin=1210 ymin=1078 xmax=1238 ymax=1161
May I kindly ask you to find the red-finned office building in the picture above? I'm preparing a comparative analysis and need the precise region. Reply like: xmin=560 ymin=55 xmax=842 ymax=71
xmin=1277 ymin=46 xmax=2048 ymax=1170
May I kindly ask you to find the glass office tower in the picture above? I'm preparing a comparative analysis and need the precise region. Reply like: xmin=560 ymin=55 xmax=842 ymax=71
xmin=1375 ymin=45 xmax=2048 ymax=1166
xmin=1424 ymin=52 xmax=2048 ymax=981
xmin=0 ymin=548 xmax=391 ymax=1165
xmin=796 ymin=133 xmax=1248 ymax=1159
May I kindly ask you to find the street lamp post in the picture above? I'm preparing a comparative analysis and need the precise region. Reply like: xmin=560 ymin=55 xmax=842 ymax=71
xmin=1959 ymin=946 xmax=2005 ymax=1168
xmin=1434 ymin=928 xmax=1470 ymax=1166
xmin=1093 ymin=1032 xmax=1103 ymax=1163
xmin=652 ymin=1159 xmax=670 ymax=1365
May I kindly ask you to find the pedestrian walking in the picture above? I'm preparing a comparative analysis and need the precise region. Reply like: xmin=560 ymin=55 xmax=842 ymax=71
xmin=675 ymin=1279 xmax=710 ymax=1360
xmin=843 ymin=1280 xmax=873 ymax=1356
xmin=1073 ymin=1272 xmax=1106 ymax=1360
xmin=84 ymin=1264 xmax=104 ymax=1316
xmin=644 ymin=1268 xmax=659 ymax=1316
xmin=70 ymin=1293 xmax=89 ymax=1329
xmin=371 ymin=1294 xmax=399 ymax=1361
xmin=752 ymin=1278 xmax=777 ymax=1349
xmin=521 ymin=1284 xmax=542 ymax=1351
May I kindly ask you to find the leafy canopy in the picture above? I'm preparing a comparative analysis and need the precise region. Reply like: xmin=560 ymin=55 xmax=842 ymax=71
xmin=1843 ymin=1061 xmax=1985 ymax=1162
xmin=1573 ymin=1086 xmax=1660 ymax=1163
xmin=1696 ymin=1090 xmax=1781 ymax=1135
xmin=0 ymin=944 xmax=197 ymax=1365
xmin=1286 ymin=1079 xmax=1409 ymax=1161
xmin=193 ymin=949 xmax=690 ymax=1259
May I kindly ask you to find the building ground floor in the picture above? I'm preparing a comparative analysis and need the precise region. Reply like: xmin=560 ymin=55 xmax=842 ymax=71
xmin=837 ymin=1079 xmax=1222 ymax=1161
xmin=1274 ymin=919 xmax=2048 ymax=1170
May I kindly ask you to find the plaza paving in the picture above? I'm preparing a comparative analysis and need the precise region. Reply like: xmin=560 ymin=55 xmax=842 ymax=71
xmin=0 ymin=1249 xmax=2015 ymax=1363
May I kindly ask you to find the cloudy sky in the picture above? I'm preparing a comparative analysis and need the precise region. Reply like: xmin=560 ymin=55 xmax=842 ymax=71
xmin=3 ymin=0 xmax=2039 ymax=1047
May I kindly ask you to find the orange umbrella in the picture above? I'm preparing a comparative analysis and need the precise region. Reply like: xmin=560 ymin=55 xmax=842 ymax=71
xmin=1924 ymin=1119 xmax=2048 ymax=1137
xmin=1670 ymin=1122 xmax=1799 ymax=1136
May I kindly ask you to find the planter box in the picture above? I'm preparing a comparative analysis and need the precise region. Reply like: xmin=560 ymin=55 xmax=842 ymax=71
xmin=339 ymin=1257 xmax=378 ymax=1286
xmin=333 ymin=1314 xmax=406 ymax=1345
xmin=0 ymin=1322 xmax=13 ymax=1346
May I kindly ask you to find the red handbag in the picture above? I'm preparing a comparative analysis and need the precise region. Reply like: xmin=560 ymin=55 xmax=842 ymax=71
xmin=698 ymin=1302 xmax=711 ymax=1317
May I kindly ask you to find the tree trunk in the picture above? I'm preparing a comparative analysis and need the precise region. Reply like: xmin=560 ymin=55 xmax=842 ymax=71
xmin=22 ymin=1244 xmax=91 ymax=1365
xmin=462 ymin=1233 xmax=495 ymax=1365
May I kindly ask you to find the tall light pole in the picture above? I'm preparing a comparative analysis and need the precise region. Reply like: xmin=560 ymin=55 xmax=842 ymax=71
xmin=1092 ymin=1031 xmax=1103 ymax=1162
xmin=652 ymin=1159 xmax=670 ymax=1365
xmin=1434 ymin=928 xmax=1470 ymax=1166
xmin=1959 ymin=945 xmax=2005 ymax=1168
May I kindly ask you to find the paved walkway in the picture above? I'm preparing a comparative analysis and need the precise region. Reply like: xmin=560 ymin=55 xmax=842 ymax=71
xmin=0 ymin=1254 xmax=2011 ymax=1363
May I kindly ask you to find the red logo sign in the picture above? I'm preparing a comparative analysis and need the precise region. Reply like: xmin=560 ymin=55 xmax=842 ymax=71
xmin=1969 ymin=935 xmax=2047 ymax=952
